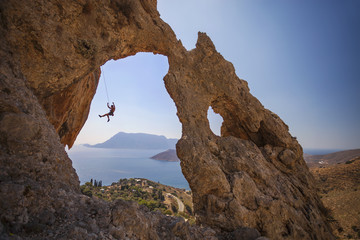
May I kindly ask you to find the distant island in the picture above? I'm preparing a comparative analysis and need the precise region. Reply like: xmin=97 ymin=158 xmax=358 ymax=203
xmin=150 ymin=149 xmax=179 ymax=162
xmin=84 ymin=132 xmax=178 ymax=150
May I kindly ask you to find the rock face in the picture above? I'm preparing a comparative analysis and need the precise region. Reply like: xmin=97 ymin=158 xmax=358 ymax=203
xmin=40 ymin=70 xmax=100 ymax=148
xmin=170 ymin=34 xmax=333 ymax=239
xmin=0 ymin=0 xmax=334 ymax=239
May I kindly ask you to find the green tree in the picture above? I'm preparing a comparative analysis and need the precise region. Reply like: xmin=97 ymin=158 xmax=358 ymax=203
xmin=171 ymin=204 xmax=178 ymax=213
xmin=163 ymin=209 xmax=172 ymax=215
xmin=185 ymin=204 xmax=193 ymax=215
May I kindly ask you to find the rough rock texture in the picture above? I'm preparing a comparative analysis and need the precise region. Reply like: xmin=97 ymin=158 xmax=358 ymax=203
xmin=170 ymin=34 xmax=334 ymax=239
xmin=40 ymin=70 xmax=100 ymax=148
xmin=0 ymin=0 xmax=334 ymax=239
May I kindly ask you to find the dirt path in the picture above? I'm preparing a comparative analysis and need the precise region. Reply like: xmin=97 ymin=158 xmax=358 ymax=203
xmin=166 ymin=193 xmax=184 ymax=212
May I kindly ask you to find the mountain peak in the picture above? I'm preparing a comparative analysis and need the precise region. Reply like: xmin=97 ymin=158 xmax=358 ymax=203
xmin=88 ymin=132 xmax=178 ymax=149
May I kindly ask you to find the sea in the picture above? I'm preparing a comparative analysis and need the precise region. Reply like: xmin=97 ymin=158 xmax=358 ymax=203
xmin=67 ymin=145 xmax=343 ymax=190
xmin=303 ymin=148 xmax=344 ymax=155
xmin=67 ymin=145 xmax=189 ymax=190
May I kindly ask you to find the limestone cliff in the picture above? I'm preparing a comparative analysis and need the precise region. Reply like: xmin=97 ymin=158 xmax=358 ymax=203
xmin=0 ymin=0 xmax=334 ymax=239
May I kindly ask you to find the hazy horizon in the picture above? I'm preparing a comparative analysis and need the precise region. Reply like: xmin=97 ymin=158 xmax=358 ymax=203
xmin=69 ymin=131 xmax=358 ymax=157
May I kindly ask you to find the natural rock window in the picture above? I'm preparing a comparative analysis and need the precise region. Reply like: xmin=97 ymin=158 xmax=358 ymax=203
xmin=73 ymin=52 xmax=180 ymax=146
xmin=207 ymin=106 xmax=223 ymax=137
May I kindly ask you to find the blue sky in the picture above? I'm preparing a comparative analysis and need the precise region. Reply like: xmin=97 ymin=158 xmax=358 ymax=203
xmin=74 ymin=0 xmax=360 ymax=150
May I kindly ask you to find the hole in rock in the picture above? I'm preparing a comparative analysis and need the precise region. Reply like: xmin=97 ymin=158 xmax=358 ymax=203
xmin=207 ymin=106 xmax=224 ymax=137
xmin=67 ymin=53 xmax=193 ymax=217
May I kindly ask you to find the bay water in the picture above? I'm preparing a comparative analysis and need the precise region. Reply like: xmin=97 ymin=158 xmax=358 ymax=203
xmin=67 ymin=145 xmax=342 ymax=190
xmin=303 ymin=148 xmax=344 ymax=155
xmin=67 ymin=145 xmax=189 ymax=190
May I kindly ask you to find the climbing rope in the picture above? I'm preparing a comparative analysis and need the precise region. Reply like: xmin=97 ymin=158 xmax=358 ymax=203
xmin=101 ymin=65 xmax=110 ymax=103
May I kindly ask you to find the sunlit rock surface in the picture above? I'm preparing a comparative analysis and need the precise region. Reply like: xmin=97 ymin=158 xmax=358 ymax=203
xmin=0 ymin=0 xmax=334 ymax=239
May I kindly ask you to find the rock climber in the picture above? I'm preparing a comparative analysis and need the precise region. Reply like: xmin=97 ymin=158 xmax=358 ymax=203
xmin=99 ymin=102 xmax=115 ymax=122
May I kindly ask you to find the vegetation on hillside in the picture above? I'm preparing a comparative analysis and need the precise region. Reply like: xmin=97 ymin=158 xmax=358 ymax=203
xmin=80 ymin=178 xmax=194 ymax=223
xmin=310 ymin=157 xmax=360 ymax=239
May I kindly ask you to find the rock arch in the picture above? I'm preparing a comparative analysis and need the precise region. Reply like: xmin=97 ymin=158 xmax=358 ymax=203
xmin=0 ymin=0 xmax=334 ymax=239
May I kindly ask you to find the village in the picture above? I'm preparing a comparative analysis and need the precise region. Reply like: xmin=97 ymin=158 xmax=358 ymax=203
xmin=80 ymin=178 xmax=194 ymax=223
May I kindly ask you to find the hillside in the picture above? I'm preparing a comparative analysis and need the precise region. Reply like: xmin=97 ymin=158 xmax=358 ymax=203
xmin=310 ymin=157 xmax=360 ymax=239
xmin=305 ymin=149 xmax=360 ymax=167
xmin=86 ymin=132 xmax=178 ymax=149
xmin=150 ymin=149 xmax=180 ymax=162
xmin=81 ymin=178 xmax=194 ymax=222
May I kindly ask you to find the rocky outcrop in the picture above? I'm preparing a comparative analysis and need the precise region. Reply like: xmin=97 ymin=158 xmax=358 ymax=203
xmin=0 ymin=0 xmax=334 ymax=239
xmin=40 ymin=70 xmax=100 ymax=148
xmin=170 ymin=34 xmax=333 ymax=239
xmin=1 ymin=0 xmax=179 ymax=148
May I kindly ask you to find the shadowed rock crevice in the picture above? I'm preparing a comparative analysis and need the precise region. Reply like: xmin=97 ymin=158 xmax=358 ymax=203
xmin=0 ymin=0 xmax=334 ymax=239
xmin=211 ymin=94 xmax=253 ymax=140
xmin=39 ymin=69 xmax=101 ymax=148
